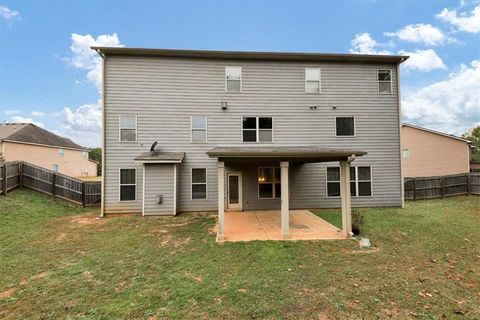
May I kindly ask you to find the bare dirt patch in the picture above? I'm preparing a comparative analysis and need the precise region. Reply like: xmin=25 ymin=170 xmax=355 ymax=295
xmin=185 ymin=272 xmax=203 ymax=283
xmin=1 ymin=271 xmax=50 ymax=300
xmin=0 ymin=287 xmax=16 ymax=300
xmin=70 ymin=215 xmax=107 ymax=226
xmin=56 ymin=232 xmax=67 ymax=241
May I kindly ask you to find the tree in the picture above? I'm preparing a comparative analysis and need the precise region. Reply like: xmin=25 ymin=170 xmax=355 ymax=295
xmin=89 ymin=147 xmax=102 ymax=176
xmin=462 ymin=126 xmax=480 ymax=162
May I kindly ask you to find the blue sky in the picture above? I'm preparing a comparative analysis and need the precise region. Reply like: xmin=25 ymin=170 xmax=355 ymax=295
xmin=1 ymin=0 xmax=479 ymax=147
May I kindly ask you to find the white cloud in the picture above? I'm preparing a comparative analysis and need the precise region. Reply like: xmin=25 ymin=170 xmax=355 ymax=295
xmin=349 ymin=33 xmax=392 ymax=55
xmin=68 ymin=33 xmax=124 ymax=92
xmin=0 ymin=5 xmax=19 ymax=21
xmin=436 ymin=4 xmax=480 ymax=33
xmin=31 ymin=111 xmax=45 ymax=117
xmin=62 ymin=100 xmax=102 ymax=147
xmin=61 ymin=33 xmax=124 ymax=146
xmin=384 ymin=23 xmax=455 ymax=46
xmin=402 ymin=59 xmax=480 ymax=135
xmin=9 ymin=116 xmax=45 ymax=128
xmin=4 ymin=109 xmax=20 ymax=116
xmin=399 ymin=49 xmax=447 ymax=72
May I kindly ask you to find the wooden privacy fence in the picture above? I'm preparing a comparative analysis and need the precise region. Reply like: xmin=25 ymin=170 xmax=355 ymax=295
xmin=404 ymin=173 xmax=480 ymax=201
xmin=1 ymin=161 xmax=101 ymax=207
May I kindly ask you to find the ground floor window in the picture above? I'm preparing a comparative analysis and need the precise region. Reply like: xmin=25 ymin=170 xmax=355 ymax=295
xmin=327 ymin=166 xmax=372 ymax=197
xmin=191 ymin=168 xmax=207 ymax=200
xmin=120 ymin=168 xmax=136 ymax=201
xmin=258 ymin=167 xmax=281 ymax=199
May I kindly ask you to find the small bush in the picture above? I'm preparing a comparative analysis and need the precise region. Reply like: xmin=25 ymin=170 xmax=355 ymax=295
xmin=352 ymin=210 xmax=363 ymax=235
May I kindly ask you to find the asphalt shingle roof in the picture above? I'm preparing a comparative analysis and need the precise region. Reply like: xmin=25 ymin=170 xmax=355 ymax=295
xmin=0 ymin=123 xmax=86 ymax=150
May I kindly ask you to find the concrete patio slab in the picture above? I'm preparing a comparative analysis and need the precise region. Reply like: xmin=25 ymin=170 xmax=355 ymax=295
xmin=218 ymin=209 xmax=345 ymax=242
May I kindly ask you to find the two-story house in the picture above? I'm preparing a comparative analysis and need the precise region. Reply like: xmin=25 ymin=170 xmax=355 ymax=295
xmin=93 ymin=47 xmax=407 ymax=240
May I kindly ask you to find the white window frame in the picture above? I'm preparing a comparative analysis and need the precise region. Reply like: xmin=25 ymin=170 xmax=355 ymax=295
xmin=402 ymin=148 xmax=410 ymax=158
xmin=377 ymin=69 xmax=392 ymax=94
xmin=58 ymin=148 xmax=64 ymax=157
xmin=257 ymin=167 xmax=281 ymax=199
xmin=305 ymin=67 xmax=321 ymax=94
xmin=325 ymin=166 xmax=373 ymax=198
xmin=119 ymin=168 xmax=137 ymax=202
xmin=119 ymin=115 xmax=138 ymax=142
xmin=241 ymin=117 xmax=274 ymax=143
xmin=225 ymin=66 xmax=242 ymax=93
xmin=190 ymin=116 xmax=208 ymax=143
xmin=335 ymin=116 xmax=356 ymax=137
xmin=82 ymin=151 xmax=88 ymax=159
xmin=191 ymin=168 xmax=208 ymax=200
xmin=52 ymin=164 xmax=59 ymax=172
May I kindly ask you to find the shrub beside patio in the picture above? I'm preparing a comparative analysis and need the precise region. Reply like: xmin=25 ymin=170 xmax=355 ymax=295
xmin=1 ymin=189 xmax=479 ymax=319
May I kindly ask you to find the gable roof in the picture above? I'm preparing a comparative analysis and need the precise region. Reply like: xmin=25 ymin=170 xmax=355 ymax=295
xmin=92 ymin=47 xmax=409 ymax=64
xmin=402 ymin=123 xmax=471 ymax=143
xmin=0 ymin=123 xmax=87 ymax=150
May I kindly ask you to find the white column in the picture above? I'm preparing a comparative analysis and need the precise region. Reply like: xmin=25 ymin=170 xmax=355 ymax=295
xmin=217 ymin=161 xmax=225 ymax=240
xmin=280 ymin=161 xmax=290 ymax=239
xmin=340 ymin=160 xmax=352 ymax=237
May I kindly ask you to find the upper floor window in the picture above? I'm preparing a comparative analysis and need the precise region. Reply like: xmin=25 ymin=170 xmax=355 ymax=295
xmin=119 ymin=115 xmax=137 ymax=142
xmin=242 ymin=117 xmax=273 ymax=143
xmin=119 ymin=168 xmax=136 ymax=201
xmin=52 ymin=164 xmax=59 ymax=172
xmin=191 ymin=116 xmax=207 ymax=142
xmin=59 ymin=148 xmax=64 ymax=157
xmin=402 ymin=148 xmax=410 ymax=158
xmin=191 ymin=168 xmax=207 ymax=200
xmin=226 ymin=66 xmax=242 ymax=92
xmin=305 ymin=67 xmax=321 ymax=93
xmin=378 ymin=69 xmax=392 ymax=94
xmin=336 ymin=117 xmax=355 ymax=136
xmin=82 ymin=151 xmax=88 ymax=159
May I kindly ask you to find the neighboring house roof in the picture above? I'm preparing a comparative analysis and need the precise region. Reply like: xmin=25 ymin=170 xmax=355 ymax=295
xmin=91 ymin=47 xmax=409 ymax=64
xmin=402 ymin=123 xmax=471 ymax=143
xmin=134 ymin=151 xmax=185 ymax=163
xmin=207 ymin=146 xmax=367 ymax=162
xmin=0 ymin=123 xmax=87 ymax=150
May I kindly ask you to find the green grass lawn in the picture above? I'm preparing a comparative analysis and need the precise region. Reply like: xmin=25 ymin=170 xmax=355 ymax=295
xmin=1 ymin=189 xmax=479 ymax=319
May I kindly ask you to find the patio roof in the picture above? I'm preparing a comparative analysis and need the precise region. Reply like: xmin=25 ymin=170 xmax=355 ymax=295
xmin=207 ymin=146 xmax=367 ymax=163
xmin=134 ymin=151 xmax=185 ymax=163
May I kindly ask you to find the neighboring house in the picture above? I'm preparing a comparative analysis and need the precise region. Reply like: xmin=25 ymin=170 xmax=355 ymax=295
xmin=94 ymin=46 xmax=407 ymax=239
xmin=0 ymin=123 xmax=97 ymax=177
xmin=401 ymin=123 xmax=471 ymax=177
xmin=469 ymin=161 xmax=480 ymax=173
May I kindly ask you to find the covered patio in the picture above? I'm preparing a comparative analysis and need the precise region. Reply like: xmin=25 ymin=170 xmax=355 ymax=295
xmin=220 ymin=209 xmax=344 ymax=242
xmin=207 ymin=146 xmax=367 ymax=241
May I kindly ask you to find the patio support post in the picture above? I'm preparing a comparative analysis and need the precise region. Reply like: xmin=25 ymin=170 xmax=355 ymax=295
xmin=217 ymin=161 xmax=225 ymax=240
xmin=340 ymin=160 xmax=352 ymax=237
xmin=280 ymin=161 xmax=290 ymax=239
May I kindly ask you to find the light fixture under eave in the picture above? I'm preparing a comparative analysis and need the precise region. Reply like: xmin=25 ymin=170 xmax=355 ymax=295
xmin=221 ymin=101 xmax=228 ymax=110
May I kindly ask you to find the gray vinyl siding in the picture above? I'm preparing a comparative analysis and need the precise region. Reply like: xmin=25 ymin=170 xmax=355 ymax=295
xmin=143 ymin=164 xmax=175 ymax=215
xmin=104 ymin=55 xmax=402 ymax=214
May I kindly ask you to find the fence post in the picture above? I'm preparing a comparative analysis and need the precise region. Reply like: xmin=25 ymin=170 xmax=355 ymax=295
xmin=51 ymin=172 xmax=56 ymax=197
xmin=18 ymin=162 xmax=23 ymax=188
xmin=81 ymin=182 xmax=86 ymax=208
xmin=440 ymin=177 xmax=444 ymax=198
xmin=467 ymin=173 xmax=471 ymax=195
xmin=2 ymin=164 xmax=7 ymax=196
xmin=413 ymin=178 xmax=416 ymax=201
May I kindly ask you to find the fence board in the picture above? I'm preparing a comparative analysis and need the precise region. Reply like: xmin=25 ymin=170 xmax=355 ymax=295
xmin=405 ymin=173 xmax=479 ymax=200
xmin=2 ymin=161 xmax=101 ymax=207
